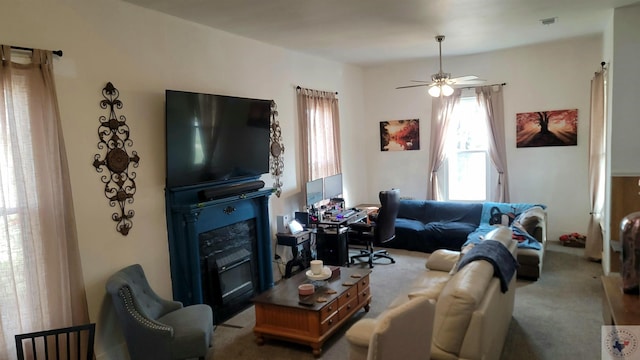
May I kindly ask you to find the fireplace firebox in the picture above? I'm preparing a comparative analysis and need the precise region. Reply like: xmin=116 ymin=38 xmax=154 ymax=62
xmin=199 ymin=219 xmax=259 ymax=322
xmin=166 ymin=184 xmax=274 ymax=324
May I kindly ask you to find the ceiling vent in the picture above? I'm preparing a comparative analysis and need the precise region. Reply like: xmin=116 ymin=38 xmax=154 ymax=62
xmin=540 ymin=17 xmax=557 ymax=25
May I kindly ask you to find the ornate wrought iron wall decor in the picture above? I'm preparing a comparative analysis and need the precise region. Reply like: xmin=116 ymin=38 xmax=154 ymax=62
xmin=93 ymin=82 xmax=140 ymax=235
xmin=269 ymin=100 xmax=284 ymax=197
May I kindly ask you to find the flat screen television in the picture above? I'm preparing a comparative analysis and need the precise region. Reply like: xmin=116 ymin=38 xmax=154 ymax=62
xmin=165 ymin=90 xmax=272 ymax=189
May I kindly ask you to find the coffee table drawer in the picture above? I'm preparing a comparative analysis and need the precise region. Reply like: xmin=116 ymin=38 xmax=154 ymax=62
xmin=339 ymin=296 xmax=359 ymax=320
xmin=320 ymin=299 xmax=338 ymax=321
xmin=359 ymin=285 xmax=370 ymax=303
xmin=321 ymin=312 xmax=339 ymax=334
xmin=338 ymin=286 xmax=357 ymax=307
xmin=357 ymin=274 xmax=370 ymax=292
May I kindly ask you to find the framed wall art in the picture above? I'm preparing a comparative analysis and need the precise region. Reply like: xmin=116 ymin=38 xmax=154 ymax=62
xmin=516 ymin=109 xmax=578 ymax=148
xmin=380 ymin=119 xmax=420 ymax=151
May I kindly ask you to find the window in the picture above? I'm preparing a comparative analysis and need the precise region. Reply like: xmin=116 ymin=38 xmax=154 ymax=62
xmin=296 ymin=88 xmax=341 ymax=181
xmin=444 ymin=96 xmax=489 ymax=201
xmin=307 ymin=106 xmax=339 ymax=178
xmin=0 ymin=48 xmax=89 ymax=351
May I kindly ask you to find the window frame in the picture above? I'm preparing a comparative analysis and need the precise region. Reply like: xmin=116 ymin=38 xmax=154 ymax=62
xmin=442 ymin=95 xmax=493 ymax=202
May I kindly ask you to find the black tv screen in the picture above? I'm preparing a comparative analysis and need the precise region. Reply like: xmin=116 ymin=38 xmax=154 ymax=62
xmin=165 ymin=90 xmax=271 ymax=189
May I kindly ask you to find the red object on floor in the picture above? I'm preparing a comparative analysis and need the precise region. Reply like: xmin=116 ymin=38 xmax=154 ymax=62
xmin=559 ymin=233 xmax=586 ymax=247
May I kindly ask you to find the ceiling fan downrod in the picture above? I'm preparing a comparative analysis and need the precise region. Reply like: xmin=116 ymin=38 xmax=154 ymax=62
xmin=436 ymin=35 xmax=445 ymax=76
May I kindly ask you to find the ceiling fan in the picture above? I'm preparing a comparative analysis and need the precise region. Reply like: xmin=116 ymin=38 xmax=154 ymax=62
xmin=397 ymin=35 xmax=485 ymax=97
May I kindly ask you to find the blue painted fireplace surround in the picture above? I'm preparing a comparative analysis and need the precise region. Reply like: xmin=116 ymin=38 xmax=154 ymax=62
xmin=165 ymin=183 xmax=274 ymax=320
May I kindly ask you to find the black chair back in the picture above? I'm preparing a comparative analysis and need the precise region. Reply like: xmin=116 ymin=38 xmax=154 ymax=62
xmin=15 ymin=323 xmax=96 ymax=360
xmin=375 ymin=189 xmax=400 ymax=244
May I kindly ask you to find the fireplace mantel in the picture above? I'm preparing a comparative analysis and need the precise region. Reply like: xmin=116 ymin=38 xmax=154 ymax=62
xmin=165 ymin=183 xmax=274 ymax=317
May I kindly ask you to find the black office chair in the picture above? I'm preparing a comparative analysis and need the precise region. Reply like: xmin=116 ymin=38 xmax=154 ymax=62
xmin=15 ymin=323 xmax=96 ymax=360
xmin=348 ymin=189 xmax=400 ymax=268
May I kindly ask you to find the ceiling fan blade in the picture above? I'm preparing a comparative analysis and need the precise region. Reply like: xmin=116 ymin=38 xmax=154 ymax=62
xmin=396 ymin=84 xmax=431 ymax=89
xmin=398 ymin=36 xmax=488 ymax=92
xmin=452 ymin=79 xmax=487 ymax=86
xmin=450 ymin=75 xmax=479 ymax=82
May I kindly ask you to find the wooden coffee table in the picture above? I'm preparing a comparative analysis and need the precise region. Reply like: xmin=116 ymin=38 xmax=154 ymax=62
xmin=253 ymin=266 xmax=372 ymax=356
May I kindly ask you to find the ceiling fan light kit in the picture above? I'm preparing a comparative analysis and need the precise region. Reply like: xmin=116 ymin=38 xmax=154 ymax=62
xmin=396 ymin=34 xmax=485 ymax=97
xmin=441 ymin=84 xmax=454 ymax=96
xmin=428 ymin=83 xmax=453 ymax=97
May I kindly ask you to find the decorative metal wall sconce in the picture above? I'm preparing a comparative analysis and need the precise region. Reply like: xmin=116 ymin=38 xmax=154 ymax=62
xmin=269 ymin=100 xmax=284 ymax=197
xmin=92 ymin=82 xmax=140 ymax=235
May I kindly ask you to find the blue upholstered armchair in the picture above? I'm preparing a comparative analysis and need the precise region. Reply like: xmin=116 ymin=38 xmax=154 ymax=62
xmin=106 ymin=264 xmax=213 ymax=360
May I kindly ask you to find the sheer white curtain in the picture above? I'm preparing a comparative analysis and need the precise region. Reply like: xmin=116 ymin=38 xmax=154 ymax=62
xmin=0 ymin=45 xmax=89 ymax=356
xmin=585 ymin=69 xmax=606 ymax=261
xmin=476 ymin=85 xmax=509 ymax=202
xmin=296 ymin=87 xmax=342 ymax=182
xmin=427 ymin=90 xmax=461 ymax=200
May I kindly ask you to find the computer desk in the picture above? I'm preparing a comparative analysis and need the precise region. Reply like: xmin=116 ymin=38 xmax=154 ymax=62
xmin=315 ymin=209 xmax=368 ymax=266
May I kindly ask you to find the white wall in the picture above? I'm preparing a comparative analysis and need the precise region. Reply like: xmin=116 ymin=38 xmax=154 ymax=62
xmin=612 ymin=4 xmax=640 ymax=175
xmin=1 ymin=1 xmax=364 ymax=358
xmin=361 ymin=35 xmax=603 ymax=241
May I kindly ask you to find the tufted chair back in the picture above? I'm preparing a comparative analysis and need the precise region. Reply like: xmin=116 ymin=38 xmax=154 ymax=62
xmin=106 ymin=264 xmax=213 ymax=360
xmin=107 ymin=264 xmax=181 ymax=320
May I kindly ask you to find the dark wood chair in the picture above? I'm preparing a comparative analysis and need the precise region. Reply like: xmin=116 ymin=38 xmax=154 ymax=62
xmin=15 ymin=323 xmax=96 ymax=360
xmin=348 ymin=189 xmax=400 ymax=268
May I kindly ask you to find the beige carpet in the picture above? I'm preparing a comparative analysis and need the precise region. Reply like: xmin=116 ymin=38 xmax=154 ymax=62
xmin=207 ymin=241 xmax=603 ymax=360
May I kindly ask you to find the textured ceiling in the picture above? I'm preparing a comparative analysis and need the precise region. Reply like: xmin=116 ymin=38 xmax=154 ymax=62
xmin=122 ymin=0 xmax=640 ymax=65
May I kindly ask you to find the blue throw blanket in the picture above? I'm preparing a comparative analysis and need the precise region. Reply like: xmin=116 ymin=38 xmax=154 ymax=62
xmin=457 ymin=240 xmax=518 ymax=293
xmin=464 ymin=202 xmax=545 ymax=250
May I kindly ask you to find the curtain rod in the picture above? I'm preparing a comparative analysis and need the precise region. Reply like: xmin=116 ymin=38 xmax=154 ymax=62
xmin=296 ymin=85 xmax=338 ymax=95
xmin=459 ymin=82 xmax=507 ymax=90
xmin=10 ymin=46 xmax=63 ymax=57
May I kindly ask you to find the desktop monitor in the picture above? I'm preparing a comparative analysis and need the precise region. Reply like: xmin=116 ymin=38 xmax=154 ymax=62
xmin=324 ymin=173 xmax=343 ymax=200
xmin=305 ymin=178 xmax=324 ymax=207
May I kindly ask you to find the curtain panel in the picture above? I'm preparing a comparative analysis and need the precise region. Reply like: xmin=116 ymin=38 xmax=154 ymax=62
xmin=427 ymin=90 xmax=461 ymax=200
xmin=476 ymin=85 xmax=510 ymax=202
xmin=585 ymin=69 xmax=606 ymax=261
xmin=0 ymin=45 xmax=89 ymax=356
xmin=296 ymin=87 xmax=342 ymax=183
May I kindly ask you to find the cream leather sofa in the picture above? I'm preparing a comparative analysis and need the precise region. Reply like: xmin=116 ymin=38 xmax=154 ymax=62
xmin=348 ymin=226 xmax=517 ymax=360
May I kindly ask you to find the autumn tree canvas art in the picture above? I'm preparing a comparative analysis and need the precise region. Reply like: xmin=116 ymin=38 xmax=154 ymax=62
xmin=380 ymin=119 xmax=420 ymax=151
xmin=516 ymin=109 xmax=578 ymax=148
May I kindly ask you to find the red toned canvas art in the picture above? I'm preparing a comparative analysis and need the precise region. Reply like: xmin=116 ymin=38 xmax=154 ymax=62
xmin=380 ymin=119 xmax=420 ymax=151
xmin=516 ymin=109 xmax=578 ymax=148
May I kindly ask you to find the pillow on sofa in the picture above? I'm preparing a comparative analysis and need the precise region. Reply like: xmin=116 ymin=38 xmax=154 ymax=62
xmin=426 ymin=249 xmax=460 ymax=272
xmin=513 ymin=206 xmax=546 ymax=235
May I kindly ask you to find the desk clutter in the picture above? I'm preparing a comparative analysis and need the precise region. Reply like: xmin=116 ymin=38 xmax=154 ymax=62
xmin=276 ymin=205 xmax=371 ymax=279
